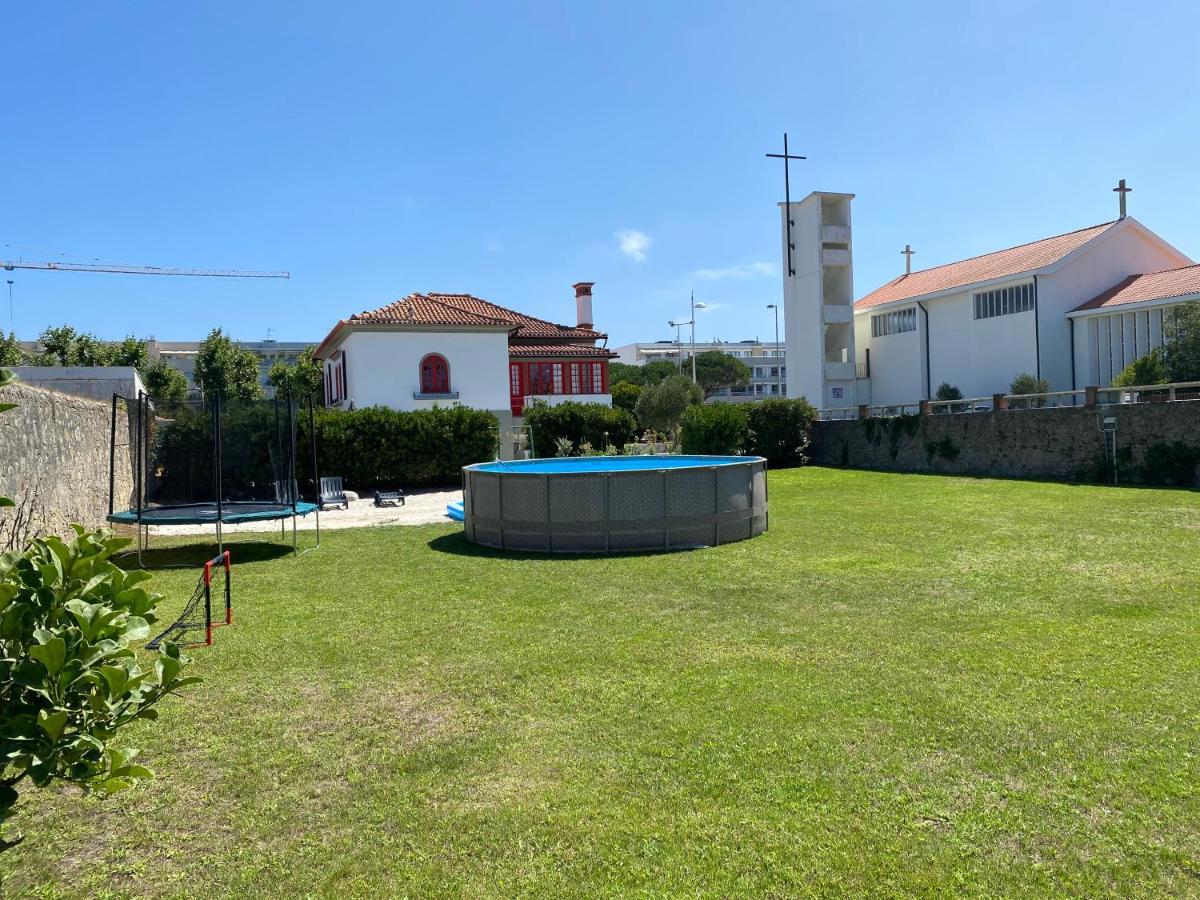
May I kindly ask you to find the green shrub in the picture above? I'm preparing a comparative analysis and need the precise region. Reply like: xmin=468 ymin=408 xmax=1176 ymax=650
xmin=523 ymin=401 xmax=636 ymax=458
xmin=0 ymin=528 xmax=196 ymax=850
xmin=314 ymin=405 xmax=499 ymax=489
xmin=1112 ymin=349 xmax=1167 ymax=387
xmin=610 ymin=382 xmax=642 ymax=419
xmin=934 ymin=382 xmax=962 ymax=401
xmin=634 ymin=376 xmax=703 ymax=440
xmin=1140 ymin=441 xmax=1200 ymax=486
xmin=680 ymin=403 xmax=748 ymax=455
xmin=744 ymin=397 xmax=817 ymax=467
xmin=1009 ymin=373 xmax=1050 ymax=395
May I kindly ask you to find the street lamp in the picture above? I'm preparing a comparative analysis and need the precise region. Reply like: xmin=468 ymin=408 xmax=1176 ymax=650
xmin=668 ymin=319 xmax=690 ymax=374
xmin=767 ymin=303 xmax=781 ymax=396
xmin=690 ymin=292 xmax=708 ymax=383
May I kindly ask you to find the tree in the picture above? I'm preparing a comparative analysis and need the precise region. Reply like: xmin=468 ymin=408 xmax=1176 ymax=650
xmin=0 ymin=333 xmax=24 ymax=367
xmin=934 ymin=383 xmax=963 ymax=401
xmin=691 ymin=351 xmax=751 ymax=399
xmin=1112 ymin=349 xmax=1167 ymax=387
xmin=1009 ymin=373 xmax=1050 ymax=395
xmin=193 ymin=329 xmax=263 ymax=402
xmin=33 ymin=326 xmax=146 ymax=368
xmin=634 ymin=374 xmax=703 ymax=441
xmin=0 ymin=528 xmax=196 ymax=851
xmin=608 ymin=360 xmax=678 ymax=388
xmin=108 ymin=335 xmax=148 ymax=369
xmin=267 ymin=347 xmax=324 ymax=401
xmin=142 ymin=360 xmax=189 ymax=410
xmin=610 ymin=382 xmax=642 ymax=418
xmin=1163 ymin=301 xmax=1200 ymax=383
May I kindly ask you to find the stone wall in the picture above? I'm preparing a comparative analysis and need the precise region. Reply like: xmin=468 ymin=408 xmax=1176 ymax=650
xmin=0 ymin=381 xmax=133 ymax=549
xmin=809 ymin=402 xmax=1200 ymax=487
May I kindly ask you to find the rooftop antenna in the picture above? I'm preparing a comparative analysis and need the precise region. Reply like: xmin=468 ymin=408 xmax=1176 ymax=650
xmin=765 ymin=133 xmax=806 ymax=276
xmin=901 ymin=244 xmax=916 ymax=275
xmin=1113 ymin=179 xmax=1132 ymax=219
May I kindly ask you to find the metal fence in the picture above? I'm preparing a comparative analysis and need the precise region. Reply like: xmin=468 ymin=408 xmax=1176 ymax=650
xmin=818 ymin=380 xmax=1200 ymax=420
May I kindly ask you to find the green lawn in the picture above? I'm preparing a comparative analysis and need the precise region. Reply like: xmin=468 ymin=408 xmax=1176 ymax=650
xmin=4 ymin=468 xmax=1199 ymax=897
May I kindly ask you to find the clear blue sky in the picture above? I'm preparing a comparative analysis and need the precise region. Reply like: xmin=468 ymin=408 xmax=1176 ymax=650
xmin=3 ymin=1 xmax=1199 ymax=348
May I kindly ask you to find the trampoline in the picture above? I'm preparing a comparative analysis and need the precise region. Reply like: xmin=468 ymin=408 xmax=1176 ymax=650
xmin=107 ymin=391 xmax=323 ymax=566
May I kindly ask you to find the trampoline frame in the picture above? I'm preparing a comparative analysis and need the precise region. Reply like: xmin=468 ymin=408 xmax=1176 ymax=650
xmin=107 ymin=391 xmax=323 ymax=567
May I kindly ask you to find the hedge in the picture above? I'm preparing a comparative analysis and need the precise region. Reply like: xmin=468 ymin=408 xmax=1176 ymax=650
xmin=522 ymin=401 xmax=637 ymax=457
xmin=314 ymin=405 xmax=498 ymax=489
xmin=151 ymin=403 xmax=499 ymax=497
xmin=745 ymin=397 xmax=817 ymax=466
xmin=680 ymin=403 xmax=748 ymax=455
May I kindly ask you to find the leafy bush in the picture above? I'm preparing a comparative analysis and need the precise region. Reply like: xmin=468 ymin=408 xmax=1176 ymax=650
xmin=0 ymin=528 xmax=196 ymax=850
xmin=142 ymin=360 xmax=189 ymax=411
xmin=634 ymin=376 xmax=703 ymax=440
xmin=610 ymin=382 xmax=642 ymax=419
xmin=744 ymin=397 xmax=817 ymax=467
xmin=680 ymin=403 xmax=748 ymax=455
xmin=608 ymin=360 xmax=677 ymax=388
xmin=314 ymin=405 xmax=499 ymax=489
xmin=1009 ymin=373 xmax=1050 ymax=395
xmin=935 ymin=382 xmax=962 ymax=401
xmin=1112 ymin=349 xmax=1167 ymax=387
xmin=523 ymin=401 xmax=636 ymax=458
xmin=1163 ymin=301 xmax=1200 ymax=383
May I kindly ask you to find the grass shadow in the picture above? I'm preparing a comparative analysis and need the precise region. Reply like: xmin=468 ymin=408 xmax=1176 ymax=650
xmin=427 ymin=530 xmax=703 ymax=561
xmin=114 ymin=540 xmax=295 ymax=571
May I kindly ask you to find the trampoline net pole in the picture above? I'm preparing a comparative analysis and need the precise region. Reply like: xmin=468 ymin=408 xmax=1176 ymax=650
xmin=108 ymin=394 xmax=117 ymax=517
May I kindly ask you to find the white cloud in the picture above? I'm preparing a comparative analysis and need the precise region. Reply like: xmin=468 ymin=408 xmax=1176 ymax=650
xmin=693 ymin=261 xmax=775 ymax=281
xmin=615 ymin=229 xmax=651 ymax=262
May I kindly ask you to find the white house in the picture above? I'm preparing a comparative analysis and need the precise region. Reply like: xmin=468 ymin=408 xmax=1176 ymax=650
xmin=849 ymin=199 xmax=1196 ymax=407
xmin=313 ymin=283 xmax=617 ymax=422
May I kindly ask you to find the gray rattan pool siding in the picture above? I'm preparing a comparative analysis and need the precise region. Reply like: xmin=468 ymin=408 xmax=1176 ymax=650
xmin=462 ymin=458 xmax=768 ymax=552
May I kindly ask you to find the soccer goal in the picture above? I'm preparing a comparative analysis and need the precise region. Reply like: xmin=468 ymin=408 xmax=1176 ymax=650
xmin=146 ymin=550 xmax=233 ymax=649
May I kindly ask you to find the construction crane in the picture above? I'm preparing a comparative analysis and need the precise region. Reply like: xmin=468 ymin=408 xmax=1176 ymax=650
xmin=1 ymin=259 xmax=289 ymax=278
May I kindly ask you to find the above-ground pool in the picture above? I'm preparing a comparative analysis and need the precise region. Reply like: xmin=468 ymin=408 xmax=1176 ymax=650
xmin=461 ymin=455 xmax=767 ymax=553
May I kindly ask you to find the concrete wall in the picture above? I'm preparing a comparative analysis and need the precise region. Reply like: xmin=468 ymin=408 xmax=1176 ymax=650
xmin=330 ymin=329 xmax=511 ymax=413
xmin=0 ymin=381 xmax=133 ymax=549
xmin=10 ymin=366 xmax=146 ymax=403
xmin=809 ymin=402 xmax=1200 ymax=486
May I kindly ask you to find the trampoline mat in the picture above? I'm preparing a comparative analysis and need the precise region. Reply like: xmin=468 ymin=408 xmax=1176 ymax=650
xmin=108 ymin=501 xmax=319 ymax=526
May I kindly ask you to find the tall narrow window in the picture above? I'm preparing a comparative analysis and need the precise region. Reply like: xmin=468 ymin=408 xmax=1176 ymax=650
xmin=420 ymin=353 xmax=450 ymax=394
xmin=552 ymin=364 xmax=563 ymax=394
xmin=571 ymin=364 xmax=582 ymax=394
xmin=510 ymin=363 xmax=521 ymax=397
xmin=591 ymin=363 xmax=602 ymax=393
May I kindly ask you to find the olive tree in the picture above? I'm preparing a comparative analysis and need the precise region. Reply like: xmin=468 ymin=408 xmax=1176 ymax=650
xmin=634 ymin=375 xmax=703 ymax=443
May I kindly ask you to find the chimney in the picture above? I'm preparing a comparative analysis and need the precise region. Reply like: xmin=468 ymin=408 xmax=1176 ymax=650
xmin=573 ymin=282 xmax=594 ymax=329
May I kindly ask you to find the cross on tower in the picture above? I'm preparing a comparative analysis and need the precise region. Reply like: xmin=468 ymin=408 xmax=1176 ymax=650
xmin=765 ymin=133 xmax=807 ymax=276
xmin=901 ymin=243 xmax=915 ymax=275
xmin=1113 ymin=178 xmax=1132 ymax=219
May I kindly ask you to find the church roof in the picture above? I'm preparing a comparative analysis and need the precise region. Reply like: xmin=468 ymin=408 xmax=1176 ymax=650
xmin=855 ymin=221 xmax=1119 ymax=310
xmin=1071 ymin=263 xmax=1200 ymax=312
xmin=316 ymin=291 xmax=606 ymax=357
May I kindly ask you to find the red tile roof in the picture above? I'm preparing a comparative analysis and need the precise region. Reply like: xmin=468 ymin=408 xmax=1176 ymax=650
xmin=349 ymin=292 xmax=604 ymax=340
xmin=508 ymin=343 xmax=618 ymax=358
xmin=856 ymin=221 xmax=1119 ymax=310
xmin=1071 ymin=263 xmax=1200 ymax=312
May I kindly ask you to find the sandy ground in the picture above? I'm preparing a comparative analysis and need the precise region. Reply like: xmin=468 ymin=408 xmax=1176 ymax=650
xmin=145 ymin=489 xmax=463 ymax=536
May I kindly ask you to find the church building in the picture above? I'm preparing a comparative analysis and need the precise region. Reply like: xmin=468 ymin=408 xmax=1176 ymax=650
xmin=313 ymin=282 xmax=616 ymax=422
xmin=780 ymin=183 xmax=1198 ymax=408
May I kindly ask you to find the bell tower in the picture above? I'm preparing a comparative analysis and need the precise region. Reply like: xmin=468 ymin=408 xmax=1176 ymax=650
xmin=780 ymin=191 xmax=857 ymax=408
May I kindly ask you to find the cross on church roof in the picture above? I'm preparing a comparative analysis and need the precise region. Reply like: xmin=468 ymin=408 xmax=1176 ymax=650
xmin=765 ymin=133 xmax=806 ymax=276
xmin=901 ymin=243 xmax=915 ymax=275
xmin=1113 ymin=178 xmax=1132 ymax=219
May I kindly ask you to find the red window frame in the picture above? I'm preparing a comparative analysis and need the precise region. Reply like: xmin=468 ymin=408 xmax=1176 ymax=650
xmin=420 ymin=353 xmax=450 ymax=394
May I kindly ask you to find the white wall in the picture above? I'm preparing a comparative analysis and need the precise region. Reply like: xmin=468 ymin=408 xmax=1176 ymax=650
xmin=859 ymin=317 xmax=923 ymax=406
xmin=332 ymin=329 xmax=511 ymax=412
xmin=1037 ymin=221 xmax=1190 ymax=389
xmin=929 ymin=285 xmax=1038 ymax=398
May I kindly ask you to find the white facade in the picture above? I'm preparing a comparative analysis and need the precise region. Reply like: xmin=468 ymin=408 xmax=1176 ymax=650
xmin=326 ymin=328 xmax=512 ymax=413
xmin=852 ymin=217 xmax=1192 ymax=406
xmin=781 ymin=192 xmax=857 ymax=408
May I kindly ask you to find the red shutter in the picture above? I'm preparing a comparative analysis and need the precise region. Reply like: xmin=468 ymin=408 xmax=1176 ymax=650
xmin=340 ymin=352 xmax=348 ymax=400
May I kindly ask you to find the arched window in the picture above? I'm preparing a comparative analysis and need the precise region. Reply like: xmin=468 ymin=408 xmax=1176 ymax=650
xmin=420 ymin=353 xmax=450 ymax=394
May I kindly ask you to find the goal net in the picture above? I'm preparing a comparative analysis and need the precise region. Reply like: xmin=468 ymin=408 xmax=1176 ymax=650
xmin=146 ymin=550 xmax=233 ymax=649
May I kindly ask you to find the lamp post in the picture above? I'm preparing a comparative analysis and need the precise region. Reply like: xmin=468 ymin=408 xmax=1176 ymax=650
xmin=767 ymin=303 xmax=781 ymax=396
xmin=690 ymin=293 xmax=708 ymax=383
xmin=669 ymin=319 xmax=689 ymax=374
